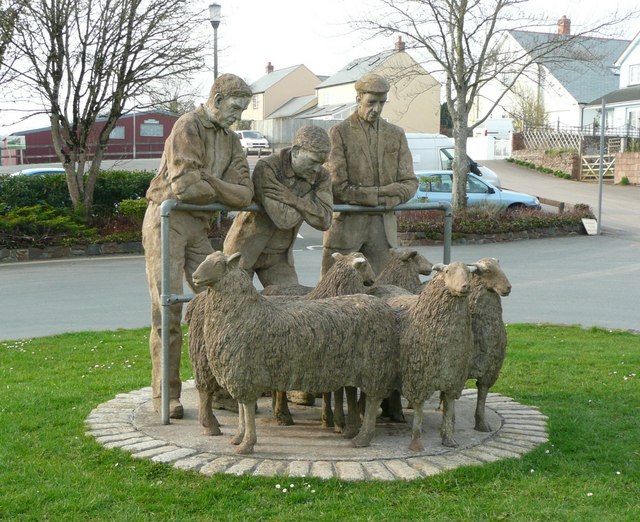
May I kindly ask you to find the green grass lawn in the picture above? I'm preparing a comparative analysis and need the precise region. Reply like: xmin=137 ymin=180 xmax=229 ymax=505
xmin=1 ymin=324 xmax=639 ymax=521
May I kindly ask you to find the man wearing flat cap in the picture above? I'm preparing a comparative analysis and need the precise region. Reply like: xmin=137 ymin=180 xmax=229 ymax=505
xmin=320 ymin=72 xmax=418 ymax=276
xmin=225 ymin=125 xmax=333 ymax=287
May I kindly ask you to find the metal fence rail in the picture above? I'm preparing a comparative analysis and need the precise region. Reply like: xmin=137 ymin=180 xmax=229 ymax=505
xmin=158 ymin=199 xmax=453 ymax=424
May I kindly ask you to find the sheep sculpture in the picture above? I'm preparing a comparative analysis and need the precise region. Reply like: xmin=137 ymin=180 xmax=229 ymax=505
xmin=396 ymin=261 xmax=476 ymax=451
xmin=190 ymin=251 xmax=400 ymax=455
xmin=364 ymin=248 xmax=434 ymax=421
xmin=367 ymin=248 xmax=433 ymax=298
xmin=467 ymin=257 xmax=511 ymax=432
xmin=186 ymin=251 xmax=376 ymax=432
xmin=267 ymin=251 xmax=377 ymax=431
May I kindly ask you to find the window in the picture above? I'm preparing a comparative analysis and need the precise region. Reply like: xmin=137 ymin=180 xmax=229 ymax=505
xmin=467 ymin=177 xmax=489 ymax=194
xmin=629 ymin=64 xmax=640 ymax=86
xmin=439 ymin=148 xmax=454 ymax=170
xmin=628 ymin=110 xmax=640 ymax=131
xmin=140 ymin=119 xmax=163 ymax=137
xmin=110 ymin=126 xmax=125 ymax=139
xmin=252 ymin=95 xmax=259 ymax=109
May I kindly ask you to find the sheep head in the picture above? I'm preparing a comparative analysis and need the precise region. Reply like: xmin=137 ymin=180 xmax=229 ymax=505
xmin=398 ymin=249 xmax=434 ymax=276
xmin=331 ymin=252 xmax=376 ymax=286
xmin=468 ymin=258 xmax=512 ymax=296
xmin=431 ymin=261 xmax=472 ymax=296
xmin=192 ymin=251 xmax=242 ymax=288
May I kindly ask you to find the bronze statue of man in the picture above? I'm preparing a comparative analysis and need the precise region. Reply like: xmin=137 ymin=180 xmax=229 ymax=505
xmin=142 ymin=73 xmax=254 ymax=419
xmin=321 ymin=73 xmax=418 ymax=276
xmin=224 ymin=125 xmax=333 ymax=287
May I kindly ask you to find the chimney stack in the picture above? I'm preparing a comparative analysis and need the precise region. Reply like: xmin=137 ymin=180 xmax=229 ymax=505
xmin=265 ymin=62 xmax=274 ymax=74
xmin=395 ymin=35 xmax=406 ymax=52
xmin=557 ymin=15 xmax=571 ymax=35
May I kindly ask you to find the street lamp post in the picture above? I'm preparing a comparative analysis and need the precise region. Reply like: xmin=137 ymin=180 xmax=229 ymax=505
xmin=209 ymin=3 xmax=221 ymax=79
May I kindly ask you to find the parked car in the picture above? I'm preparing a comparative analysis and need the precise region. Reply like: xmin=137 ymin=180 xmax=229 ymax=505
xmin=410 ymin=171 xmax=541 ymax=211
xmin=235 ymin=130 xmax=271 ymax=155
xmin=405 ymin=132 xmax=502 ymax=187
xmin=10 ymin=167 xmax=66 ymax=177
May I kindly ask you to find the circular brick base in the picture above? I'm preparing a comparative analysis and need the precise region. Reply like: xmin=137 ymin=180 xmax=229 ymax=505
xmin=86 ymin=380 xmax=548 ymax=481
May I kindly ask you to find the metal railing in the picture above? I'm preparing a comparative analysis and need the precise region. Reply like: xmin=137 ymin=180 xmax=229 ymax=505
xmin=158 ymin=199 xmax=453 ymax=424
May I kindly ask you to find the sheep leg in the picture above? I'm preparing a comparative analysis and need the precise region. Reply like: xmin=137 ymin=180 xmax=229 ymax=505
xmin=351 ymin=395 xmax=380 ymax=447
xmin=273 ymin=391 xmax=294 ymax=426
xmin=440 ymin=393 xmax=458 ymax=448
xmin=333 ymin=388 xmax=345 ymax=433
xmin=342 ymin=386 xmax=361 ymax=439
xmin=322 ymin=392 xmax=334 ymax=428
xmin=236 ymin=400 xmax=257 ymax=455
xmin=474 ymin=381 xmax=492 ymax=432
xmin=409 ymin=400 xmax=425 ymax=452
xmin=380 ymin=390 xmax=405 ymax=422
xmin=230 ymin=404 xmax=245 ymax=445
xmin=197 ymin=387 xmax=221 ymax=436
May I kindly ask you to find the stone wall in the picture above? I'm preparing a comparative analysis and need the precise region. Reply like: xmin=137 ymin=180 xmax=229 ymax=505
xmin=615 ymin=152 xmax=640 ymax=184
xmin=511 ymin=150 xmax=580 ymax=179
xmin=0 ymin=238 xmax=224 ymax=263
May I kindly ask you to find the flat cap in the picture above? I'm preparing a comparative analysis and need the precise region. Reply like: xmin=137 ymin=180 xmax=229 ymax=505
xmin=293 ymin=125 xmax=330 ymax=154
xmin=354 ymin=73 xmax=390 ymax=94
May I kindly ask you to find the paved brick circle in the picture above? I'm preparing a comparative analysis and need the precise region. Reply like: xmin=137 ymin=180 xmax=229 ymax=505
xmin=86 ymin=380 xmax=548 ymax=481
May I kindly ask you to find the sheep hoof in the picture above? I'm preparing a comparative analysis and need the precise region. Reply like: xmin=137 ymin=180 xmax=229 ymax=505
xmin=441 ymin=436 xmax=458 ymax=448
xmin=351 ymin=434 xmax=371 ymax=448
xmin=474 ymin=421 xmax=492 ymax=432
xmin=333 ymin=424 xmax=343 ymax=434
xmin=230 ymin=433 xmax=243 ymax=445
xmin=275 ymin=413 xmax=294 ymax=426
xmin=408 ymin=437 xmax=424 ymax=452
xmin=235 ymin=443 xmax=254 ymax=455
xmin=322 ymin=419 xmax=335 ymax=429
xmin=202 ymin=427 xmax=222 ymax=436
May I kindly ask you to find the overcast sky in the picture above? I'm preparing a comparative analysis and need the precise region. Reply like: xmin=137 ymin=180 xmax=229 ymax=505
xmin=1 ymin=0 xmax=637 ymax=135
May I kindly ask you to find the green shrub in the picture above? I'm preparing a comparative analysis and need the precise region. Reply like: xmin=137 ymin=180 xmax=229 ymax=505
xmin=0 ymin=204 xmax=96 ymax=248
xmin=0 ymin=173 xmax=71 ymax=210
xmin=619 ymin=176 xmax=630 ymax=185
xmin=116 ymin=198 xmax=148 ymax=225
xmin=398 ymin=205 xmax=594 ymax=239
xmin=92 ymin=170 xmax=155 ymax=217
xmin=0 ymin=170 xmax=155 ymax=218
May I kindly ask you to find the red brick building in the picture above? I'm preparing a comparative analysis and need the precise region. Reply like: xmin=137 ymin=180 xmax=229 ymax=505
xmin=1 ymin=110 xmax=179 ymax=166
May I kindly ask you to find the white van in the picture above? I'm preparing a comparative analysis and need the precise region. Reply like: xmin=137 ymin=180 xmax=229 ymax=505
xmin=472 ymin=118 xmax=514 ymax=140
xmin=405 ymin=133 xmax=502 ymax=187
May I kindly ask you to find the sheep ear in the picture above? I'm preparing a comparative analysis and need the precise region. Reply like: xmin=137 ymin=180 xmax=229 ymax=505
xmin=467 ymin=264 xmax=479 ymax=273
xmin=432 ymin=263 xmax=446 ymax=272
xmin=332 ymin=252 xmax=343 ymax=261
xmin=400 ymin=250 xmax=418 ymax=261
xmin=353 ymin=257 xmax=366 ymax=268
xmin=227 ymin=252 xmax=242 ymax=268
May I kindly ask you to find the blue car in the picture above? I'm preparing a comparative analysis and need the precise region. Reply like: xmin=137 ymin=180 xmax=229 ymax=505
xmin=10 ymin=167 xmax=66 ymax=177
xmin=410 ymin=171 xmax=541 ymax=211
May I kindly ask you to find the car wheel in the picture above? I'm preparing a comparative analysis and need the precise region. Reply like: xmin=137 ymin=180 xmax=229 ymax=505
xmin=507 ymin=203 xmax=527 ymax=212
xmin=243 ymin=147 xmax=249 ymax=156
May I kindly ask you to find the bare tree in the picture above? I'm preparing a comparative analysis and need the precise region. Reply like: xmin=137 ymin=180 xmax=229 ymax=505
xmin=5 ymin=0 xmax=210 ymax=217
xmin=0 ymin=0 xmax=23 ymax=84
xmin=145 ymin=77 xmax=200 ymax=115
xmin=352 ymin=0 xmax=632 ymax=209
xmin=508 ymin=83 xmax=548 ymax=131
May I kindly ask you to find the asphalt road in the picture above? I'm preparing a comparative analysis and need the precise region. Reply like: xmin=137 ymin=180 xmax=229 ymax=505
xmin=1 ymin=159 xmax=639 ymax=340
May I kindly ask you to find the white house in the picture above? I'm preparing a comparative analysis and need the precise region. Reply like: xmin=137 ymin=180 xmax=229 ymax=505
xmin=471 ymin=16 xmax=629 ymax=130
xmin=584 ymin=31 xmax=640 ymax=135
